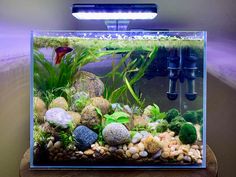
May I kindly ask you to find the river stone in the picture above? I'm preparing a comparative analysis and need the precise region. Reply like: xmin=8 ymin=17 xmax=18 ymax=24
xmin=49 ymin=97 xmax=68 ymax=110
xmin=45 ymin=108 xmax=73 ymax=128
xmin=73 ymin=71 xmax=104 ymax=97
xmin=81 ymin=105 xmax=100 ymax=128
xmin=73 ymin=125 xmax=98 ymax=150
xmin=91 ymin=97 xmax=111 ymax=114
xmin=34 ymin=97 xmax=47 ymax=122
xmin=102 ymin=123 xmax=130 ymax=146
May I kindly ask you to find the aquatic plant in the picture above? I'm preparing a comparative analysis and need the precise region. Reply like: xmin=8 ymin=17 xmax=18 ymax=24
xmin=33 ymin=124 xmax=51 ymax=145
xmin=149 ymin=104 xmax=167 ymax=122
xmin=168 ymin=116 xmax=186 ymax=135
xmin=156 ymin=120 xmax=168 ymax=133
xmin=104 ymin=47 xmax=158 ymax=107
xmin=165 ymin=108 xmax=180 ymax=123
xmin=183 ymin=111 xmax=198 ymax=124
xmin=58 ymin=131 xmax=74 ymax=148
xmin=75 ymin=95 xmax=90 ymax=112
xmin=104 ymin=111 xmax=130 ymax=125
xmin=34 ymin=47 xmax=127 ymax=98
xmin=179 ymin=123 xmax=197 ymax=144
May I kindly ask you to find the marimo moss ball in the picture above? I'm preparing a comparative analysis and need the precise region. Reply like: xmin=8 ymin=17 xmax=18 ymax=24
xmin=102 ymin=123 xmax=130 ymax=146
xmin=49 ymin=97 xmax=69 ymax=110
xmin=91 ymin=97 xmax=111 ymax=115
xmin=179 ymin=123 xmax=197 ymax=144
xmin=34 ymin=97 xmax=47 ymax=122
xmin=73 ymin=71 xmax=104 ymax=98
xmin=81 ymin=105 xmax=101 ymax=128
xmin=73 ymin=125 xmax=98 ymax=150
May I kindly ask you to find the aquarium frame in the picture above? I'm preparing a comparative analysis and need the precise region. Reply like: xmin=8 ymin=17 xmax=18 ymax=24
xmin=30 ymin=30 xmax=207 ymax=169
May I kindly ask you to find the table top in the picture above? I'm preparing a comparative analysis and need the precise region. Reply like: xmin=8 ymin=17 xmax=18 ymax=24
xmin=20 ymin=145 xmax=218 ymax=177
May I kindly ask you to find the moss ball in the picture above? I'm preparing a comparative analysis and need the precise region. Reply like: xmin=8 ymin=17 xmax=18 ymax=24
xmin=179 ymin=123 xmax=197 ymax=144
xmin=165 ymin=108 xmax=180 ymax=123
xmin=168 ymin=116 xmax=186 ymax=135
xmin=183 ymin=111 xmax=198 ymax=124
xmin=156 ymin=120 xmax=168 ymax=133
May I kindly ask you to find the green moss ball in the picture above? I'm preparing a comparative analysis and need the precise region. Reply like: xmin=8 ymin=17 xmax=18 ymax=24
xmin=179 ymin=123 xmax=197 ymax=144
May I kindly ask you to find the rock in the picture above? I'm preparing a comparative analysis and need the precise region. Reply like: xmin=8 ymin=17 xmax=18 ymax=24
xmin=47 ymin=141 xmax=53 ymax=149
xmin=137 ymin=142 xmax=145 ymax=151
xmin=123 ymin=144 xmax=128 ymax=151
xmin=91 ymin=97 xmax=111 ymax=114
xmin=73 ymin=125 xmax=98 ymax=150
xmin=81 ymin=105 xmax=100 ymax=128
xmin=183 ymin=155 xmax=192 ymax=162
xmin=129 ymin=147 xmax=138 ymax=154
xmin=161 ymin=151 xmax=169 ymax=158
xmin=71 ymin=92 xmax=90 ymax=112
xmin=140 ymin=131 xmax=149 ymax=138
xmin=45 ymin=108 xmax=73 ymax=128
xmin=152 ymin=150 xmax=162 ymax=159
xmin=123 ymin=105 xmax=133 ymax=115
xmin=109 ymin=146 xmax=117 ymax=152
xmin=40 ymin=122 xmax=56 ymax=135
xmin=111 ymin=103 xmax=123 ymax=112
xmin=49 ymin=97 xmax=68 ymax=110
xmin=34 ymin=97 xmax=47 ymax=122
xmin=131 ymin=132 xmax=142 ymax=144
xmin=177 ymin=154 xmax=184 ymax=161
xmin=84 ymin=149 xmax=94 ymax=156
xmin=67 ymin=111 xmax=81 ymax=126
xmin=132 ymin=153 xmax=139 ymax=159
xmin=54 ymin=141 xmax=62 ymax=149
xmin=73 ymin=71 xmax=104 ymax=97
xmin=133 ymin=115 xmax=148 ymax=127
xmin=148 ymin=122 xmax=159 ymax=130
xmin=143 ymin=135 xmax=161 ymax=154
xmin=139 ymin=151 xmax=148 ymax=157
xmin=102 ymin=123 xmax=130 ymax=146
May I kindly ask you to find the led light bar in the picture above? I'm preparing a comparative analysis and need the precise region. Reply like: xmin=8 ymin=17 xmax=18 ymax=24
xmin=72 ymin=4 xmax=158 ymax=20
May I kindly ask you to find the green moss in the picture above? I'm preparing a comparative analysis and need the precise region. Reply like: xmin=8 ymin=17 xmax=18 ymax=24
xmin=168 ymin=116 xmax=186 ymax=135
xmin=179 ymin=123 xmax=197 ymax=144
xmin=165 ymin=108 xmax=180 ymax=123
xmin=183 ymin=111 xmax=198 ymax=124
xmin=34 ymin=36 xmax=204 ymax=51
xmin=196 ymin=109 xmax=203 ymax=125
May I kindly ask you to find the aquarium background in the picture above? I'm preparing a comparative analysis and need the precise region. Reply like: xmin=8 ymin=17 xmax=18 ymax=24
xmin=0 ymin=0 xmax=236 ymax=177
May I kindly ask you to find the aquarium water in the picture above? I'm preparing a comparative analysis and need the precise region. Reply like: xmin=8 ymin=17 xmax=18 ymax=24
xmin=31 ymin=31 xmax=206 ymax=168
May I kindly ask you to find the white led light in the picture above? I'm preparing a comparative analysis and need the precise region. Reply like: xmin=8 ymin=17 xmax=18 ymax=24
xmin=72 ymin=12 xmax=157 ymax=20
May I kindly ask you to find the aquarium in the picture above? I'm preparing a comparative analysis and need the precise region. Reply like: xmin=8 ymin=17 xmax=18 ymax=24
xmin=31 ymin=31 xmax=207 ymax=168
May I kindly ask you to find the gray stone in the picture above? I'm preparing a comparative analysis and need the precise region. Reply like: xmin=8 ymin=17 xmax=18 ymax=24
xmin=152 ymin=149 xmax=162 ymax=159
xmin=139 ymin=151 xmax=148 ymax=157
xmin=102 ymin=123 xmax=130 ymax=146
xmin=73 ymin=125 xmax=98 ymax=150
xmin=131 ymin=132 xmax=142 ymax=144
xmin=45 ymin=108 xmax=72 ymax=128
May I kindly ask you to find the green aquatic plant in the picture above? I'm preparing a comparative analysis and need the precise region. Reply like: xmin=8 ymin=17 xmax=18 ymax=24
xmin=34 ymin=47 xmax=127 ymax=96
xmin=33 ymin=124 xmax=51 ymax=145
xmin=179 ymin=123 xmax=197 ymax=144
xmin=156 ymin=120 xmax=169 ymax=133
xmin=183 ymin=111 xmax=198 ymax=124
xmin=58 ymin=131 xmax=74 ymax=148
xmin=165 ymin=108 xmax=180 ymax=123
xmin=149 ymin=104 xmax=167 ymax=122
xmin=168 ymin=116 xmax=186 ymax=135
xmin=75 ymin=95 xmax=90 ymax=112
xmin=104 ymin=111 xmax=130 ymax=125
xmin=104 ymin=47 xmax=158 ymax=107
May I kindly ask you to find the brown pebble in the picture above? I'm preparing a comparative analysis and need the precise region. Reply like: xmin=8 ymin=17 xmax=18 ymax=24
xmin=84 ymin=149 xmax=94 ymax=155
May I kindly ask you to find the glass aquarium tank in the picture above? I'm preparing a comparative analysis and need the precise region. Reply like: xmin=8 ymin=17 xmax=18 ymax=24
xmin=31 ymin=31 xmax=207 ymax=168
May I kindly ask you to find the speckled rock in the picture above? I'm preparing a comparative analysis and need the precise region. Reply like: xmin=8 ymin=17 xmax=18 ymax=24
xmin=102 ymin=123 xmax=130 ymax=146
xmin=73 ymin=71 xmax=104 ymax=97
xmin=45 ymin=108 xmax=72 ymax=128
xmin=143 ymin=135 xmax=161 ymax=154
xmin=73 ymin=125 xmax=98 ymax=150
xmin=81 ymin=105 xmax=100 ymax=128
xmin=49 ymin=97 xmax=68 ymax=110
xmin=67 ymin=111 xmax=81 ymax=126
xmin=91 ymin=97 xmax=111 ymax=114
xmin=34 ymin=97 xmax=47 ymax=122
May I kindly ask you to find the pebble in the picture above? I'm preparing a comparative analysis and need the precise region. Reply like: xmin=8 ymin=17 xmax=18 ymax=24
xmin=84 ymin=149 xmax=94 ymax=156
xmin=132 ymin=153 xmax=139 ymax=159
xmin=47 ymin=140 xmax=53 ymax=149
xmin=54 ymin=141 xmax=62 ymax=149
xmin=152 ymin=150 xmax=162 ymax=159
xmin=191 ymin=145 xmax=199 ymax=149
xmin=129 ymin=147 xmax=138 ymax=154
xmin=177 ymin=154 xmax=184 ymax=161
xmin=70 ymin=156 xmax=77 ymax=160
xmin=183 ymin=155 xmax=191 ymax=162
xmin=126 ymin=150 xmax=132 ymax=158
xmin=161 ymin=151 xmax=169 ymax=158
xmin=140 ymin=131 xmax=149 ymax=138
xmin=139 ymin=151 xmax=148 ymax=157
xmin=75 ymin=151 xmax=83 ymax=155
xmin=197 ymin=159 xmax=203 ymax=164
xmin=123 ymin=144 xmax=128 ymax=151
xmin=132 ymin=132 xmax=142 ymax=144
xmin=128 ymin=143 xmax=134 ymax=149
xmin=137 ymin=142 xmax=145 ymax=151
xmin=109 ymin=146 xmax=117 ymax=152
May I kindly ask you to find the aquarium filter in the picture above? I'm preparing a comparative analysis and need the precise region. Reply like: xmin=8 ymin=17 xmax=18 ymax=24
xmin=72 ymin=4 xmax=158 ymax=30
xmin=167 ymin=48 xmax=198 ymax=101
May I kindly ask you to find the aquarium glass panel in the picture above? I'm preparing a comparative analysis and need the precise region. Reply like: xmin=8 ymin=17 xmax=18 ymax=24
xmin=31 ymin=31 xmax=207 ymax=168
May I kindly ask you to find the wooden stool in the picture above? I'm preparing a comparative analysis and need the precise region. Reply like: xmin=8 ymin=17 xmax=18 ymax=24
xmin=20 ymin=145 xmax=218 ymax=177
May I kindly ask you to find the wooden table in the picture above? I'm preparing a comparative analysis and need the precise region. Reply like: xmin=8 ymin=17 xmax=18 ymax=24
xmin=20 ymin=145 xmax=218 ymax=177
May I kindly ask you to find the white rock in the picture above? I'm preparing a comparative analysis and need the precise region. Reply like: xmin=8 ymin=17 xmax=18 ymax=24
xmin=131 ymin=132 xmax=142 ymax=144
xmin=139 ymin=151 xmax=148 ymax=157
xmin=129 ymin=147 xmax=138 ymax=154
